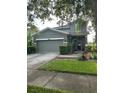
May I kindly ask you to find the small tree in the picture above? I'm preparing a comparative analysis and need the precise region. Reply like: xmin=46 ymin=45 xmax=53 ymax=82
xmin=27 ymin=24 xmax=38 ymax=54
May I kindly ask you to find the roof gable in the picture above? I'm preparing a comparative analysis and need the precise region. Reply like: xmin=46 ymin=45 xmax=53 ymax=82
xmin=32 ymin=27 xmax=69 ymax=36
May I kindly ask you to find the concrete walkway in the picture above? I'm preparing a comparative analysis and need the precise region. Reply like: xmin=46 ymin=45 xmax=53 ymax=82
xmin=27 ymin=70 xmax=97 ymax=93
xmin=57 ymin=54 xmax=80 ymax=59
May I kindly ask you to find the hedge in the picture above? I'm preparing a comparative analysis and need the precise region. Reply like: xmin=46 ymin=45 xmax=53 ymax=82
xmin=59 ymin=46 xmax=72 ymax=55
xmin=27 ymin=46 xmax=36 ymax=54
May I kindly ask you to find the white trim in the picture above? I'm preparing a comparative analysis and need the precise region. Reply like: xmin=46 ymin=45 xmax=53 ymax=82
xmin=36 ymin=38 xmax=48 ymax=41
xmin=36 ymin=38 xmax=64 ymax=41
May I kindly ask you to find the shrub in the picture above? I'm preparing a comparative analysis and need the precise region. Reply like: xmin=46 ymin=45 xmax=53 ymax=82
xmin=92 ymin=52 xmax=97 ymax=59
xmin=59 ymin=45 xmax=72 ymax=55
xmin=85 ymin=43 xmax=97 ymax=52
xmin=85 ymin=45 xmax=92 ymax=52
xmin=27 ymin=46 xmax=36 ymax=54
xmin=27 ymin=32 xmax=36 ymax=54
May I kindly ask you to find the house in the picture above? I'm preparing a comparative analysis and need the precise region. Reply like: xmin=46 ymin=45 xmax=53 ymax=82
xmin=33 ymin=20 xmax=89 ymax=54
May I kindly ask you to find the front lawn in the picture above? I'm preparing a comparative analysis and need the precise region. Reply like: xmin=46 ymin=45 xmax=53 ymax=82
xmin=39 ymin=59 xmax=97 ymax=75
xmin=28 ymin=86 xmax=71 ymax=93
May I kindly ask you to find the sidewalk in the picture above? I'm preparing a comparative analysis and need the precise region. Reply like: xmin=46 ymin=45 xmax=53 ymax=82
xmin=27 ymin=70 xmax=97 ymax=93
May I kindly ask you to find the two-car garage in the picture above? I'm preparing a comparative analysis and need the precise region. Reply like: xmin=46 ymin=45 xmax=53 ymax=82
xmin=36 ymin=38 xmax=64 ymax=53
xmin=33 ymin=28 xmax=68 ymax=54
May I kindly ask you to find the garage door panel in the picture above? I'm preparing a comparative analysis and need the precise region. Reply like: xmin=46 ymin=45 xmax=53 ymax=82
xmin=37 ymin=40 xmax=63 ymax=53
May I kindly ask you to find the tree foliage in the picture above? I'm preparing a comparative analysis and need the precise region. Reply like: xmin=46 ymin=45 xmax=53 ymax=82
xmin=27 ymin=23 xmax=39 ymax=34
xmin=27 ymin=0 xmax=97 ymax=28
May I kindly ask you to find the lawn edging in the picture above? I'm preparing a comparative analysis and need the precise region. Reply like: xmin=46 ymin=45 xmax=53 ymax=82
xmin=28 ymin=85 xmax=72 ymax=93
xmin=39 ymin=68 xmax=97 ymax=76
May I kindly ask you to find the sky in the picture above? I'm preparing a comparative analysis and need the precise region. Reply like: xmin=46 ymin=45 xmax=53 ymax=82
xmin=35 ymin=16 xmax=59 ymax=30
xmin=87 ymin=21 xmax=96 ymax=43
xmin=35 ymin=18 xmax=95 ymax=43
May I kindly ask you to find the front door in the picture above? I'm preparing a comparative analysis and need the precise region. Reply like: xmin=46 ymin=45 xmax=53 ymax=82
xmin=71 ymin=36 xmax=86 ymax=51
xmin=77 ymin=41 xmax=82 ymax=51
xmin=73 ymin=40 xmax=82 ymax=51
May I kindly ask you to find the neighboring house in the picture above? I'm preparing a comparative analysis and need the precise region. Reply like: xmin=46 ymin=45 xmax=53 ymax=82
xmin=33 ymin=20 xmax=89 ymax=53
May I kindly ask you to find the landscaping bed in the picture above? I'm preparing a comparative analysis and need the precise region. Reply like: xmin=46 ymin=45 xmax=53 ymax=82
xmin=39 ymin=59 xmax=97 ymax=75
xmin=28 ymin=86 xmax=71 ymax=93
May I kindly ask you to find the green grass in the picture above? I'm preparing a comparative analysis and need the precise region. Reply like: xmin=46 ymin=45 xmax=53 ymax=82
xmin=27 ymin=86 xmax=71 ymax=93
xmin=39 ymin=59 xmax=97 ymax=75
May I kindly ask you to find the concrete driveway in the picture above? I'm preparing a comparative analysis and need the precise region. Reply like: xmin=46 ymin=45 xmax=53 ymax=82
xmin=27 ymin=53 xmax=58 ymax=76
